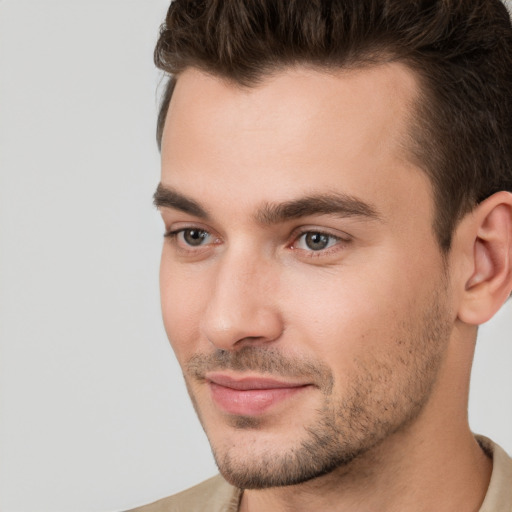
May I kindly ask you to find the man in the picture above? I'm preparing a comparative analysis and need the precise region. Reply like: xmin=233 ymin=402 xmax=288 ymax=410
xmin=131 ymin=0 xmax=512 ymax=510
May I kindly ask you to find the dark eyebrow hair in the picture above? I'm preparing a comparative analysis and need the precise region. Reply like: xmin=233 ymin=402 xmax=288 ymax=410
xmin=153 ymin=183 xmax=209 ymax=219
xmin=153 ymin=183 xmax=381 ymax=225
xmin=255 ymin=194 xmax=381 ymax=225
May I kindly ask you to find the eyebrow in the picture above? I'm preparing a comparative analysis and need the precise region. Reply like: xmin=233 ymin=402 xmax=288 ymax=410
xmin=255 ymin=194 xmax=381 ymax=225
xmin=153 ymin=183 xmax=381 ymax=224
xmin=153 ymin=183 xmax=210 ymax=219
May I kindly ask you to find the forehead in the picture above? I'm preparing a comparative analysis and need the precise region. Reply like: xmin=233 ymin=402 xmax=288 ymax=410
xmin=160 ymin=64 xmax=432 ymax=226
xmin=163 ymin=63 xmax=419 ymax=150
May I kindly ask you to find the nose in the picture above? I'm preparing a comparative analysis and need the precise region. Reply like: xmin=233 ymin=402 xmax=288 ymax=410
xmin=199 ymin=250 xmax=284 ymax=351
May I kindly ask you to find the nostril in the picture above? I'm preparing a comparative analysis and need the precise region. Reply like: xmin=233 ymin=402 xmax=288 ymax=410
xmin=201 ymin=307 xmax=284 ymax=351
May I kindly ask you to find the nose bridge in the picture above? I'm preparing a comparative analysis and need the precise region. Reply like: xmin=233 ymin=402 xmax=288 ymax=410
xmin=200 ymin=243 xmax=282 ymax=349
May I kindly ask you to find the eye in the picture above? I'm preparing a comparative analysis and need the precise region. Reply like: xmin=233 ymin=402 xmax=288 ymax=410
xmin=166 ymin=228 xmax=215 ymax=247
xmin=182 ymin=229 xmax=210 ymax=246
xmin=294 ymin=231 xmax=340 ymax=251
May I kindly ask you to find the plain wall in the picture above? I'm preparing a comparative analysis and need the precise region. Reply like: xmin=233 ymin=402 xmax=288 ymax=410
xmin=0 ymin=1 xmax=510 ymax=511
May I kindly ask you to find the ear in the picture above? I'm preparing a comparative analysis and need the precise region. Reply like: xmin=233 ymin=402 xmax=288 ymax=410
xmin=456 ymin=191 xmax=512 ymax=325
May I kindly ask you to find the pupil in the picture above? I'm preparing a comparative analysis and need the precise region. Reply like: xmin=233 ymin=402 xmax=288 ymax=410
xmin=184 ymin=229 xmax=206 ymax=246
xmin=306 ymin=232 xmax=329 ymax=250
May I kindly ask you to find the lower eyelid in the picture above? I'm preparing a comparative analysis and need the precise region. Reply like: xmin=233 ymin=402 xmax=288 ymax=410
xmin=291 ymin=232 xmax=352 ymax=257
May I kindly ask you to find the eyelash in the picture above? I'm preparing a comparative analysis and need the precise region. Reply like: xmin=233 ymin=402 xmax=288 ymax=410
xmin=290 ymin=230 xmax=345 ymax=255
xmin=164 ymin=228 xmax=218 ymax=254
xmin=164 ymin=227 xmax=350 ymax=258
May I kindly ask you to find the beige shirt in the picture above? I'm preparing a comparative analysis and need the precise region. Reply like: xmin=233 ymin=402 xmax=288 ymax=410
xmin=128 ymin=437 xmax=512 ymax=512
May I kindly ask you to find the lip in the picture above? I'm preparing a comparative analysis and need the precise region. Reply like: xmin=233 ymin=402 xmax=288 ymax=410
xmin=206 ymin=373 xmax=310 ymax=416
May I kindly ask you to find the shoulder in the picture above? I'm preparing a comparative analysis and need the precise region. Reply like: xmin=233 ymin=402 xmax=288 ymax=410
xmin=476 ymin=435 xmax=512 ymax=512
xmin=126 ymin=474 xmax=242 ymax=512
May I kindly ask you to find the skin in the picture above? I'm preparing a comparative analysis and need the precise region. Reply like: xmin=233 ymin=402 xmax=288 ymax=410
xmin=157 ymin=64 xmax=499 ymax=511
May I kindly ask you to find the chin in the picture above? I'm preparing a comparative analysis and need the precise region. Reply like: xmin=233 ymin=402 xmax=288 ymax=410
xmin=207 ymin=416 xmax=366 ymax=490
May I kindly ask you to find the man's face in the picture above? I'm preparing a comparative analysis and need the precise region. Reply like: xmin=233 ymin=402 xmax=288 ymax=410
xmin=158 ymin=64 xmax=454 ymax=488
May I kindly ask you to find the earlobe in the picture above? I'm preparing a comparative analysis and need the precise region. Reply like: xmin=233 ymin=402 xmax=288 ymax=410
xmin=457 ymin=191 xmax=512 ymax=326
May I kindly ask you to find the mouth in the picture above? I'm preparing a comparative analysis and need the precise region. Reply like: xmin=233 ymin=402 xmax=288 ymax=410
xmin=205 ymin=373 xmax=311 ymax=416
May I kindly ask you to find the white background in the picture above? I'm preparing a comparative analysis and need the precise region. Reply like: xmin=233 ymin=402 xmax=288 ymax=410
xmin=0 ymin=1 xmax=511 ymax=511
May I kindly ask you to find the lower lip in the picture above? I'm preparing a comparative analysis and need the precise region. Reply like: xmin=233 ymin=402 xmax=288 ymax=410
xmin=209 ymin=382 xmax=308 ymax=416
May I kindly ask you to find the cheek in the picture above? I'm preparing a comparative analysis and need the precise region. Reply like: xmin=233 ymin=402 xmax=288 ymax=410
xmin=282 ymin=267 xmax=399 ymax=338
xmin=280 ymin=257 xmax=432 ymax=367
xmin=160 ymin=257 xmax=206 ymax=359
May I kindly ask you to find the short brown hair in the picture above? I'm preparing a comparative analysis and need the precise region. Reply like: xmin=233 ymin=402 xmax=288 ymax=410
xmin=154 ymin=0 xmax=512 ymax=250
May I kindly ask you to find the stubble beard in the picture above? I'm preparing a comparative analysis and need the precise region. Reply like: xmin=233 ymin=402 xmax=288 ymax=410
xmin=183 ymin=290 xmax=452 ymax=490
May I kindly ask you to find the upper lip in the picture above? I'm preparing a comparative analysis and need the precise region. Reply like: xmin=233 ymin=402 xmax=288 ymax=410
xmin=206 ymin=373 xmax=310 ymax=390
